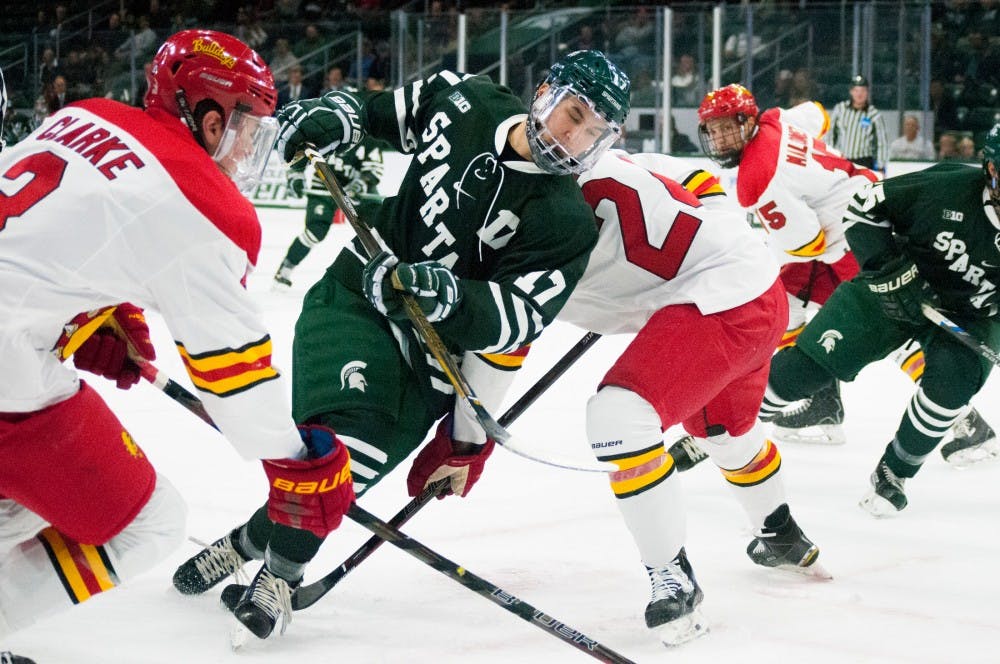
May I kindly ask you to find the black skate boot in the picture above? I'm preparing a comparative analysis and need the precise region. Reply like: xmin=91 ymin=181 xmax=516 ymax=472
xmin=941 ymin=408 xmax=999 ymax=468
xmin=667 ymin=435 xmax=708 ymax=473
xmin=859 ymin=460 xmax=908 ymax=517
xmin=770 ymin=382 xmax=845 ymax=445
xmin=233 ymin=564 xmax=300 ymax=639
xmin=173 ymin=528 xmax=252 ymax=595
xmin=747 ymin=504 xmax=829 ymax=578
xmin=1 ymin=653 xmax=36 ymax=664
xmin=644 ymin=547 xmax=708 ymax=646
xmin=220 ymin=582 xmax=247 ymax=612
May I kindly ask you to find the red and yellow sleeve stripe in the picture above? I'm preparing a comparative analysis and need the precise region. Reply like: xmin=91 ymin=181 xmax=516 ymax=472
xmin=176 ymin=335 xmax=279 ymax=397
xmin=720 ymin=439 xmax=782 ymax=487
xmin=603 ymin=443 xmax=675 ymax=499
xmin=681 ymin=169 xmax=726 ymax=199
xmin=813 ymin=101 xmax=831 ymax=138
xmin=899 ymin=348 xmax=925 ymax=383
xmin=785 ymin=229 xmax=827 ymax=258
xmin=37 ymin=528 xmax=119 ymax=605
xmin=477 ymin=344 xmax=530 ymax=371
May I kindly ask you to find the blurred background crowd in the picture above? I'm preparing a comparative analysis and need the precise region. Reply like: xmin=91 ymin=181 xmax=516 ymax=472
xmin=1 ymin=0 xmax=997 ymax=162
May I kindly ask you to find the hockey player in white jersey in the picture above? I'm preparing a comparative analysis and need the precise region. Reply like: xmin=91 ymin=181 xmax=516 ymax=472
xmin=0 ymin=30 xmax=353 ymax=642
xmin=694 ymin=84 xmax=995 ymax=458
xmin=564 ymin=150 xmax=827 ymax=646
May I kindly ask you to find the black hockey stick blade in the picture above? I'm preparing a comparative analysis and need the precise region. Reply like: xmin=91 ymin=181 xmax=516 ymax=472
xmin=303 ymin=146 xmax=612 ymax=473
xmin=346 ymin=502 xmax=636 ymax=664
xmin=921 ymin=303 xmax=1000 ymax=366
xmin=290 ymin=331 xmax=604 ymax=610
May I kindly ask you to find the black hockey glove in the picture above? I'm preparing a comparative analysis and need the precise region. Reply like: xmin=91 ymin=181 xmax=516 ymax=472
xmin=362 ymin=250 xmax=463 ymax=323
xmin=857 ymin=255 xmax=933 ymax=325
xmin=275 ymin=91 xmax=364 ymax=169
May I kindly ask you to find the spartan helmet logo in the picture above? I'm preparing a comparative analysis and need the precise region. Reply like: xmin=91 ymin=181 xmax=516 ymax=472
xmin=340 ymin=360 xmax=368 ymax=392
xmin=818 ymin=329 xmax=844 ymax=354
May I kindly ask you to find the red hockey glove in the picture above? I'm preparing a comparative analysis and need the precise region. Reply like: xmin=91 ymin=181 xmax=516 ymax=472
xmin=71 ymin=304 xmax=155 ymax=389
xmin=407 ymin=415 xmax=495 ymax=499
xmin=263 ymin=425 xmax=354 ymax=538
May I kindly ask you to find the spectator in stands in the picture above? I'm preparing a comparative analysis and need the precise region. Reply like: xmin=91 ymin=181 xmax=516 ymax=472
xmin=114 ymin=15 xmax=157 ymax=62
xmin=235 ymin=7 xmax=268 ymax=51
xmin=269 ymin=38 xmax=299 ymax=85
xmin=938 ymin=131 xmax=960 ymax=159
xmin=612 ymin=8 xmax=655 ymax=73
xmin=670 ymin=53 xmax=703 ymax=107
xmin=38 ymin=48 xmax=61 ymax=88
xmin=277 ymin=64 xmax=315 ymax=107
xmin=788 ymin=67 xmax=818 ymax=107
xmin=958 ymin=134 xmax=978 ymax=159
xmin=974 ymin=0 xmax=1000 ymax=35
xmin=321 ymin=66 xmax=347 ymax=94
xmin=44 ymin=75 xmax=71 ymax=114
xmin=960 ymin=30 xmax=1000 ymax=89
xmin=929 ymin=79 xmax=960 ymax=138
xmin=889 ymin=114 xmax=936 ymax=160
xmin=93 ymin=12 xmax=128 ymax=56
xmin=147 ymin=0 xmax=171 ymax=32
xmin=570 ymin=24 xmax=600 ymax=53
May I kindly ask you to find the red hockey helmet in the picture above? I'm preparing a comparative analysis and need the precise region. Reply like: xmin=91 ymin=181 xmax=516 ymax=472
xmin=144 ymin=30 xmax=277 ymax=122
xmin=697 ymin=84 xmax=759 ymax=124
xmin=697 ymin=84 xmax=759 ymax=168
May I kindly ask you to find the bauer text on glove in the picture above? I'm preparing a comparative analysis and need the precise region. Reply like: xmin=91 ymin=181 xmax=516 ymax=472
xmin=263 ymin=424 xmax=354 ymax=538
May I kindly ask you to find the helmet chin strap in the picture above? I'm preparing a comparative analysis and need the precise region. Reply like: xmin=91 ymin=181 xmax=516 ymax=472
xmin=175 ymin=89 xmax=207 ymax=150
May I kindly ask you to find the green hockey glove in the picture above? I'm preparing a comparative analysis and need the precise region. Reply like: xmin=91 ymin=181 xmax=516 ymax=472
xmin=275 ymin=91 xmax=364 ymax=169
xmin=362 ymin=251 xmax=463 ymax=323
xmin=342 ymin=175 xmax=366 ymax=204
xmin=858 ymin=255 xmax=933 ymax=325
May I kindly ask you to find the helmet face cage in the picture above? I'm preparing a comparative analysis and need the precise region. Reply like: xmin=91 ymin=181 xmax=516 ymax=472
xmin=214 ymin=108 xmax=279 ymax=193
xmin=527 ymin=84 xmax=622 ymax=175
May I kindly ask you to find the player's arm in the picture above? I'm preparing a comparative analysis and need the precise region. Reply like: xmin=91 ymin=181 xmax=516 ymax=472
xmin=754 ymin=183 xmax=828 ymax=263
xmin=842 ymin=179 xmax=898 ymax=270
xmin=780 ymin=101 xmax=830 ymax=139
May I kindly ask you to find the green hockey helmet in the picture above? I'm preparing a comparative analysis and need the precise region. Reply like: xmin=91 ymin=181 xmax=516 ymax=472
xmin=527 ymin=50 xmax=631 ymax=175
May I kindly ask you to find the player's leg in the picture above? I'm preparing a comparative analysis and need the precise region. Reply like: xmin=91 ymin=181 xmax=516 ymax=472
xmin=0 ymin=384 xmax=184 ymax=635
xmin=273 ymin=195 xmax=334 ymax=289
xmin=233 ymin=273 xmax=440 ymax=638
xmin=860 ymin=321 xmax=998 ymax=516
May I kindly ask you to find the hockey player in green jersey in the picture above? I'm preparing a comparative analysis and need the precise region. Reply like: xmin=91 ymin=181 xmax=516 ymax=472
xmin=172 ymin=50 xmax=631 ymax=639
xmin=273 ymin=133 xmax=385 ymax=289
xmin=761 ymin=123 xmax=1000 ymax=516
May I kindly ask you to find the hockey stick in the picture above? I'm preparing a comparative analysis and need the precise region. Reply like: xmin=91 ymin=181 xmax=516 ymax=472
xmin=921 ymin=303 xmax=1000 ymax=366
xmin=122 ymin=351 xmax=632 ymax=661
xmin=346 ymin=502 xmax=635 ymax=664
xmin=303 ymin=146 xmax=611 ymax=473
xmin=290 ymin=330 xmax=603 ymax=610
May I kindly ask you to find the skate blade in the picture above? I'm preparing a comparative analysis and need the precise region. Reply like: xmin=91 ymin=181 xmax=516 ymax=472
xmin=942 ymin=438 xmax=1000 ymax=469
xmin=771 ymin=424 xmax=846 ymax=446
xmin=650 ymin=608 xmax=709 ymax=646
xmin=771 ymin=546 xmax=833 ymax=580
xmin=858 ymin=490 xmax=902 ymax=518
xmin=230 ymin=624 xmax=251 ymax=651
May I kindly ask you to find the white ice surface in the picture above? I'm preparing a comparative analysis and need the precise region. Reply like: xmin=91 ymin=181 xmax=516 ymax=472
xmin=6 ymin=207 xmax=1000 ymax=664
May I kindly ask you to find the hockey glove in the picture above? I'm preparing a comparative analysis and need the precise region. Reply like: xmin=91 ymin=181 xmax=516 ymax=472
xmin=362 ymin=250 xmax=463 ymax=323
xmin=286 ymin=170 xmax=305 ymax=198
xmin=857 ymin=255 xmax=933 ymax=326
xmin=262 ymin=425 xmax=354 ymax=538
xmin=407 ymin=415 xmax=495 ymax=499
xmin=275 ymin=91 xmax=365 ymax=168
xmin=72 ymin=304 xmax=155 ymax=389
xmin=342 ymin=174 xmax=366 ymax=205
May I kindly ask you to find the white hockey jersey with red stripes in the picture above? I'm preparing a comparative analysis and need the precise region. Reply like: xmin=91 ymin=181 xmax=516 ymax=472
xmin=0 ymin=99 xmax=302 ymax=460
xmin=560 ymin=150 xmax=778 ymax=335
xmin=736 ymin=102 xmax=878 ymax=266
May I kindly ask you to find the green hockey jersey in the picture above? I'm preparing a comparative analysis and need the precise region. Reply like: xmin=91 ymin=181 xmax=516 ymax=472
xmin=334 ymin=71 xmax=598 ymax=353
xmin=844 ymin=162 xmax=1000 ymax=318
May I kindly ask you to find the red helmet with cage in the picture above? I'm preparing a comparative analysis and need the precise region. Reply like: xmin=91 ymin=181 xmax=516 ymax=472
xmin=697 ymin=84 xmax=758 ymax=124
xmin=144 ymin=30 xmax=277 ymax=122
xmin=697 ymin=84 xmax=759 ymax=168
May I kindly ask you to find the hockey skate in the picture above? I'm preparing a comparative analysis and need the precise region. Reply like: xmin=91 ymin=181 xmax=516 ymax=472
xmin=667 ymin=435 xmax=708 ymax=472
xmin=172 ymin=528 xmax=251 ymax=595
xmin=644 ymin=548 xmax=708 ymax=646
xmin=859 ymin=461 xmax=907 ymax=517
xmin=233 ymin=564 xmax=299 ymax=640
xmin=272 ymin=260 xmax=294 ymax=291
xmin=746 ymin=504 xmax=830 ymax=579
xmin=769 ymin=382 xmax=845 ymax=446
xmin=940 ymin=408 xmax=999 ymax=469
xmin=0 ymin=653 xmax=35 ymax=664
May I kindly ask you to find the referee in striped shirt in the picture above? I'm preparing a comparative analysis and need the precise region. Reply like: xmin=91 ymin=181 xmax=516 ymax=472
xmin=829 ymin=75 xmax=889 ymax=174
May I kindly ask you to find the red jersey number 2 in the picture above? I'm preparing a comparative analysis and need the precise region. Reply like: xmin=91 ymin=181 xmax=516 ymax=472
xmin=0 ymin=151 xmax=68 ymax=231
xmin=582 ymin=177 xmax=701 ymax=281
